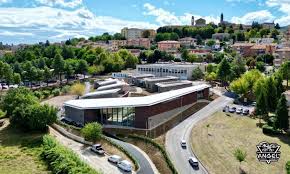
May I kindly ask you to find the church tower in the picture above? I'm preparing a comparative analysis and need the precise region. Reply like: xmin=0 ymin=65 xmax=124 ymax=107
xmin=220 ymin=13 xmax=224 ymax=24
xmin=191 ymin=16 xmax=195 ymax=26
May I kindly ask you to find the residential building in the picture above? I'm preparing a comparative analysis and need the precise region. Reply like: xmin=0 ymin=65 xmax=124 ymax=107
xmin=274 ymin=47 xmax=290 ymax=67
xmin=179 ymin=37 xmax=196 ymax=48
xmin=127 ymin=49 xmax=141 ymax=57
xmin=121 ymin=28 xmax=143 ymax=39
xmin=63 ymin=84 xmax=210 ymax=137
xmin=136 ymin=63 xmax=207 ymax=80
xmin=195 ymin=18 xmax=206 ymax=27
xmin=212 ymin=33 xmax=230 ymax=41
xmin=127 ymin=38 xmax=151 ymax=49
xmin=232 ymin=43 xmax=255 ymax=57
xmin=249 ymin=38 xmax=274 ymax=44
xmin=188 ymin=49 xmax=212 ymax=58
xmin=158 ymin=41 xmax=181 ymax=52
xmin=262 ymin=22 xmax=275 ymax=29
xmin=109 ymin=40 xmax=127 ymax=51
xmin=250 ymin=44 xmax=276 ymax=56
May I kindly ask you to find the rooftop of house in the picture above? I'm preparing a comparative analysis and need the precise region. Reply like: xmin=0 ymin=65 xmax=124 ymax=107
xmin=158 ymin=40 xmax=180 ymax=44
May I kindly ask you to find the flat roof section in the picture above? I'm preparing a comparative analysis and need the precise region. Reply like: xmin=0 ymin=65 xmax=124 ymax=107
xmin=81 ymin=89 xmax=121 ymax=99
xmin=64 ymin=84 xmax=210 ymax=109
xmin=155 ymin=80 xmax=192 ymax=88
xmin=143 ymin=76 xmax=179 ymax=82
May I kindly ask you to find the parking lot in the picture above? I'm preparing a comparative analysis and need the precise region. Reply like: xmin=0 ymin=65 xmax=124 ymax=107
xmin=222 ymin=103 xmax=255 ymax=115
xmin=49 ymin=127 xmax=135 ymax=174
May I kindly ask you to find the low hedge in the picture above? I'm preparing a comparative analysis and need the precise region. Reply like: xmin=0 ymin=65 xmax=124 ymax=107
xmin=262 ymin=124 xmax=279 ymax=135
xmin=128 ymin=134 xmax=178 ymax=174
xmin=102 ymin=136 xmax=139 ymax=171
xmin=286 ymin=161 xmax=290 ymax=174
xmin=56 ymin=122 xmax=139 ymax=171
xmin=41 ymin=135 xmax=100 ymax=174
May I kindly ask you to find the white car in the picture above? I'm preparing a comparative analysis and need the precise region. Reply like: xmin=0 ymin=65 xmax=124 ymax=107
xmin=181 ymin=140 xmax=187 ymax=148
xmin=117 ymin=160 xmax=132 ymax=172
xmin=108 ymin=155 xmax=122 ymax=163
xmin=236 ymin=108 xmax=243 ymax=114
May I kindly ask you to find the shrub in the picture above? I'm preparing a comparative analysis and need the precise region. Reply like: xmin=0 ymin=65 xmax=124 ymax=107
xmin=70 ymin=83 xmax=85 ymax=96
xmin=52 ymin=88 xmax=61 ymax=96
xmin=262 ymin=124 xmax=278 ymax=135
xmin=42 ymin=135 xmax=99 ymax=174
xmin=33 ymin=91 xmax=43 ymax=99
xmin=0 ymin=109 xmax=6 ymax=119
xmin=42 ymin=90 xmax=51 ymax=99
xmin=286 ymin=161 xmax=290 ymax=174
xmin=81 ymin=122 xmax=102 ymax=142
xmin=233 ymin=148 xmax=247 ymax=162
xmin=61 ymin=85 xmax=71 ymax=94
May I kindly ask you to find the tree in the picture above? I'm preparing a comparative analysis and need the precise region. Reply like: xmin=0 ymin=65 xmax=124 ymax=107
xmin=217 ymin=58 xmax=232 ymax=86
xmin=76 ymin=59 xmax=88 ymax=79
xmin=195 ymin=34 xmax=203 ymax=45
xmin=256 ymin=61 xmax=265 ymax=72
xmin=1 ymin=87 xmax=38 ymax=116
xmin=256 ymin=84 xmax=268 ymax=118
xmin=231 ymin=57 xmax=246 ymax=78
xmin=275 ymin=23 xmax=280 ymax=29
xmin=187 ymin=54 xmax=198 ymax=63
xmin=265 ymin=77 xmax=278 ymax=112
xmin=206 ymin=39 xmax=216 ymax=47
xmin=81 ymin=122 xmax=102 ymax=142
xmin=52 ymin=53 xmax=65 ymax=84
xmin=233 ymin=148 xmax=247 ymax=173
xmin=3 ymin=63 xmax=13 ymax=86
xmin=64 ymin=62 xmax=74 ymax=83
xmin=280 ymin=61 xmax=290 ymax=88
xmin=13 ymin=73 xmax=21 ymax=85
xmin=70 ymin=83 xmax=85 ymax=97
xmin=274 ymin=73 xmax=284 ymax=98
xmin=43 ymin=66 xmax=52 ymax=86
xmin=88 ymin=65 xmax=104 ymax=76
xmin=181 ymin=49 xmax=189 ymax=61
xmin=142 ymin=30 xmax=151 ymax=38
xmin=275 ymin=94 xmax=289 ymax=131
xmin=192 ymin=67 xmax=204 ymax=80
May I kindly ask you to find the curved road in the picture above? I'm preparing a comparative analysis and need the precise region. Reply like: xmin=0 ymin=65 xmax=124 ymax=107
xmin=166 ymin=96 xmax=233 ymax=174
xmin=108 ymin=138 xmax=158 ymax=174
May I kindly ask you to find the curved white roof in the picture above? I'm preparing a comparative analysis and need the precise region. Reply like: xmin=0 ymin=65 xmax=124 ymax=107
xmin=64 ymin=84 xmax=210 ymax=109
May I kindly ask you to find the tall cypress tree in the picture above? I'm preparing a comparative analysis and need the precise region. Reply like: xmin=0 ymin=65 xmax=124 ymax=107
xmin=275 ymin=94 xmax=289 ymax=131
xmin=265 ymin=77 xmax=277 ymax=112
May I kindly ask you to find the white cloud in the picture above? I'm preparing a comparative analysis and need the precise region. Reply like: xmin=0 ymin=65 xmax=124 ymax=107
xmin=143 ymin=3 xmax=219 ymax=26
xmin=0 ymin=31 xmax=34 ymax=36
xmin=231 ymin=10 xmax=275 ymax=24
xmin=0 ymin=0 xmax=11 ymax=4
xmin=0 ymin=5 xmax=158 ymax=43
xmin=35 ymin=0 xmax=83 ymax=8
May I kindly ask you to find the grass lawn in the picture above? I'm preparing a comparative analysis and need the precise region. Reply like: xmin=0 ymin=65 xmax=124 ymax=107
xmin=0 ymin=119 xmax=50 ymax=174
xmin=191 ymin=112 xmax=290 ymax=174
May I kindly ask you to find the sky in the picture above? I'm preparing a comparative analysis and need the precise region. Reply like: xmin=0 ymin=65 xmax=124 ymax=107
xmin=0 ymin=0 xmax=290 ymax=44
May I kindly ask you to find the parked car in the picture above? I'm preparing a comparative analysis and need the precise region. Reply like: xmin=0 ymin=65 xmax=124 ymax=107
xmin=223 ymin=105 xmax=229 ymax=112
xmin=236 ymin=108 xmax=243 ymax=114
xmin=251 ymin=102 xmax=256 ymax=107
xmin=243 ymin=109 xmax=250 ymax=115
xmin=117 ymin=160 xmax=132 ymax=172
xmin=90 ymin=144 xmax=105 ymax=155
xmin=188 ymin=157 xmax=199 ymax=168
xmin=60 ymin=117 xmax=73 ymax=124
xmin=108 ymin=155 xmax=122 ymax=164
xmin=181 ymin=140 xmax=187 ymax=148
xmin=229 ymin=107 xmax=236 ymax=113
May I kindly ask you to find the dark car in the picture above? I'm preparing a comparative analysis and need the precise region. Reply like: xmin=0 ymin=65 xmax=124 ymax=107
xmin=189 ymin=157 xmax=199 ymax=169
xmin=91 ymin=144 xmax=105 ymax=155
xmin=60 ymin=117 xmax=73 ymax=124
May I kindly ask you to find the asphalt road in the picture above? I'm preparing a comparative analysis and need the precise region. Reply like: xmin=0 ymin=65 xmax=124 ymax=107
xmin=108 ymin=138 xmax=158 ymax=174
xmin=166 ymin=96 xmax=233 ymax=174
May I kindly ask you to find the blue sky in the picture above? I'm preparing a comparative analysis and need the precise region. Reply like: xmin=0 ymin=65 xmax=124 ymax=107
xmin=0 ymin=0 xmax=289 ymax=44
